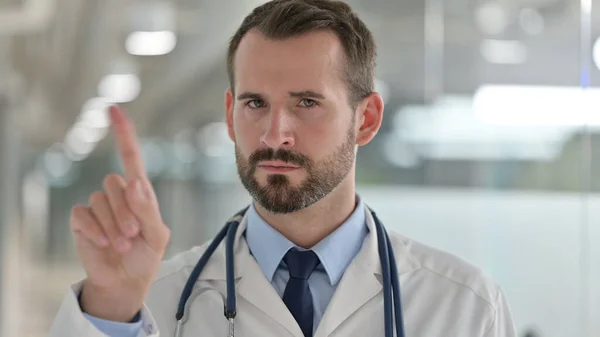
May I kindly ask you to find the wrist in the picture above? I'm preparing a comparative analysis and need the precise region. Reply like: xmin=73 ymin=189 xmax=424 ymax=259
xmin=80 ymin=281 xmax=147 ymax=322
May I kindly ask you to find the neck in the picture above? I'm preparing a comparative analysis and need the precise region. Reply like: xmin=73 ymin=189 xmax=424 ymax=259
xmin=254 ymin=176 xmax=357 ymax=249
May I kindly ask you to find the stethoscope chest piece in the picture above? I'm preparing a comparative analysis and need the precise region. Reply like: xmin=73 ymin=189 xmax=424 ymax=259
xmin=174 ymin=320 xmax=182 ymax=337
xmin=173 ymin=309 xmax=235 ymax=337
xmin=228 ymin=317 xmax=235 ymax=337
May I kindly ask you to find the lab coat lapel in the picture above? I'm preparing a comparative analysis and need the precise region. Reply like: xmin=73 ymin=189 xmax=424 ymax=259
xmin=315 ymin=205 xmax=421 ymax=337
xmin=315 ymin=213 xmax=382 ymax=336
xmin=236 ymin=250 xmax=304 ymax=337
xmin=229 ymin=212 xmax=304 ymax=337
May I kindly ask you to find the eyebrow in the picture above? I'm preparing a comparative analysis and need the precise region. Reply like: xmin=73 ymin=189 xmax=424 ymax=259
xmin=236 ymin=90 xmax=326 ymax=100
xmin=236 ymin=92 xmax=262 ymax=100
xmin=289 ymin=91 xmax=325 ymax=99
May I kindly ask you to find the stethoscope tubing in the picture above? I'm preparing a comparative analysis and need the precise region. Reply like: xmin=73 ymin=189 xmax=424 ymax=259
xmin=175 ymin=207 xmax=405 ymax=337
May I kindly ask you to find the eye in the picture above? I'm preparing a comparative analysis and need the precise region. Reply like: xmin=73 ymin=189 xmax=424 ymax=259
xmin=246 ymin=99 xmax=266 ymax=109
xmin=298 ymin=99 xmax=318 ymax=108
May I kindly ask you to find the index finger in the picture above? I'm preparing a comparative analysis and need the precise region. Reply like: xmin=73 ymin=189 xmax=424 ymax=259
xmin=109 ymin=105 xmax=146 ymax=181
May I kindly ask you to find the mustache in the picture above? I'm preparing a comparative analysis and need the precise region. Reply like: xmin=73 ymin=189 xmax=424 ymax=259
xmin=249 ymin=148 xmax=310 ymax=167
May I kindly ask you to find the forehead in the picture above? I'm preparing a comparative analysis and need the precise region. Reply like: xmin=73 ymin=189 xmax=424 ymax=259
xmin=233 ymin=29 xmax=347 ymax=94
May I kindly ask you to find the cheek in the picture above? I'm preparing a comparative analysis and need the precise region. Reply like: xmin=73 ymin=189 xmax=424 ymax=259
xmin=233 ymin=113 xmax=259 ymax=152
xmin=299 ymin=119 xmax=348 ymax=157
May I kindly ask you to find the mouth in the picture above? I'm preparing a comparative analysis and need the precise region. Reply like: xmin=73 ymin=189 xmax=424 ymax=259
xmin=257 ymin=161 xmax=301 ymax=173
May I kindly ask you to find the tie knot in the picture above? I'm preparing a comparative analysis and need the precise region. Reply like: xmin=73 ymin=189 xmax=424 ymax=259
xmin=284 ymin=248 xmax=320 ymax=280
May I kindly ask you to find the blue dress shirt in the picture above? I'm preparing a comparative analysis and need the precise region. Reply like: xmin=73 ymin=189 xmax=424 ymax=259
xmin=84 ymin=199 xmax=368 ymax=336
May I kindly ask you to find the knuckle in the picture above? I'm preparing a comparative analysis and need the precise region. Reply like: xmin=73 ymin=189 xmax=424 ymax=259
xmin=70 ymin=207 xmax=100 ymax=236
xmin=88 ymin=191 xmax=106 ymax=206
xmin=102 ymin=222 xmax=119 ymax=237
xmin=114 ymin=206 xmax=133 ymax=222
xmin=79 ymin=220 xmax=96 ymax=234
xmin=103 ymin=173 xmax=124 ymax=190
xmin=87 ymin=223 xmax=103 ymax=237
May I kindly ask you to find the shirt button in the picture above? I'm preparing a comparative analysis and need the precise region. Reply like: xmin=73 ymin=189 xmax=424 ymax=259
xmin=145 ymin=324 xmax=154 ymax=334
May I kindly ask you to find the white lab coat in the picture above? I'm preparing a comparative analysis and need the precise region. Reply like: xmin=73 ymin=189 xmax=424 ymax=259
xmin=47 ymin=206 xmax=517 ymax=337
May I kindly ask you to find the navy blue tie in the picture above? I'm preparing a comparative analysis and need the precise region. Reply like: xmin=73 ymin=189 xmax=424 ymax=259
xmin=282 ymin=249 xmax=320 ymax=337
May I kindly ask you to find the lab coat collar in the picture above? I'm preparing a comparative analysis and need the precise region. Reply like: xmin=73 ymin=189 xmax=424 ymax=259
xmin=360 ymin=204 xmax=421 ymax=276
xmin=188 ymin=207 xmax=252 ymax=282
xmin=193 ymin=202 xmax=421 ymax=280
xmin=314 ymin=204 xmax=421 ymax=336
xmin=245 ymin=198 xmax=368 ymax=286
xmin=191 ymin=202 xmax=421 ymax=337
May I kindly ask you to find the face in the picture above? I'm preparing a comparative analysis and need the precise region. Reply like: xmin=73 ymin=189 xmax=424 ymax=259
xmin=225 ymin=29 xmax=383 ymax=214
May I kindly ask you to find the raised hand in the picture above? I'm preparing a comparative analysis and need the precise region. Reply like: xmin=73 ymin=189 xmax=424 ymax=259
xmin=70 ymin=105 xmax=170 ymax=322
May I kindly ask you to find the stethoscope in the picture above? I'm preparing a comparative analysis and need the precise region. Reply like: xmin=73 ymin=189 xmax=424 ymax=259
xmin=174 ymin=206 xmax=406 ymax=337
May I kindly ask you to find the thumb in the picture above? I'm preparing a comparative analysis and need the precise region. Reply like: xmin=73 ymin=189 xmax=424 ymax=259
xmin=125 ymin=178 xmax=169 ymax=250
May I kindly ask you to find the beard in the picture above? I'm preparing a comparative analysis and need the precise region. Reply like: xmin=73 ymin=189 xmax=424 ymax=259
xmin=235 ymin=124 xmax=356 ymax=214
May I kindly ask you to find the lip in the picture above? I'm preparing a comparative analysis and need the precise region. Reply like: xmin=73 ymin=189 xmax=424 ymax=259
xmin=257 ymin=161 xmax=300 ymax=173
xmin=257 ymin=161 xmax=300 ymax=168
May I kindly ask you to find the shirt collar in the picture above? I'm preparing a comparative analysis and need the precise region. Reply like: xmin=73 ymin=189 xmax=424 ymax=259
xmin=245 ymin=197 xmax=368 ymax=286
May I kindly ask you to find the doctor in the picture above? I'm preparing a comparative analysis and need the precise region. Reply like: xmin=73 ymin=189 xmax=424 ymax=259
xmin=48 ymin=0 xmax=517 ymax=336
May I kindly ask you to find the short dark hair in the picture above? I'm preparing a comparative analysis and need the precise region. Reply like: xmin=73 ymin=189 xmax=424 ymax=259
xmin=226 ymin=0 xmax=377 ymax=108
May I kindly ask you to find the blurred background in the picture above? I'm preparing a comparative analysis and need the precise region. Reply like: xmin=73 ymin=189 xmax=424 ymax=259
xmin=0 ymin=0 xmax=598 ymax=336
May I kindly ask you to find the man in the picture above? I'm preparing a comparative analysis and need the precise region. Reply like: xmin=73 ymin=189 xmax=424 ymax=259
xmin=48 ymin=0 xmax=517 ymax=336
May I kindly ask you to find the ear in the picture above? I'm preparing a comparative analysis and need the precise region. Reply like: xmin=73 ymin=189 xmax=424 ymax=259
xmin=355 ymin=92 xmax=384 ymax=146
xmin=225 ymin=88 xmax=236 ymax=142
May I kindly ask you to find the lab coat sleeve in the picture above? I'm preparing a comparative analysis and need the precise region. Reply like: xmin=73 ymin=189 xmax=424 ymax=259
xmin=484 ymin=288 xmax=517 ymax=337
xmin=46 ymin=281 xmax=160 ymax=337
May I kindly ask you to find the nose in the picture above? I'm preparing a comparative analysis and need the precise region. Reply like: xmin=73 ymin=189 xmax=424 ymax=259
xmin=260 ymin=108 xmax=295 ymax=149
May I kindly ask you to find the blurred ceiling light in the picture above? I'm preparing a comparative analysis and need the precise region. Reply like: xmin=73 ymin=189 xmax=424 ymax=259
xmin=475 ymin=3 xmax=508 ymax=35
xmin=80 ymin=97 xmax=111 ymax=128
xmin=593 ymin=37 xmax=600 ymax=71
xmin=59 ymin=97 xmax=112 ymax=162
xmin=126 ymin=30 xmax=177 ymax=56
xmin=43 ymin=144 xmax=73 ymax=179
xmin=64 ymin=128 xmax=97 ymax=161
xmin=126 ymin=1 xmax=176 ymax=56
xmin=519 ymin=8 xmax=545 ymax=36
xmin=480 ymin=39 xmax=527 ymax=64
xmin=73 ymin=123 xmax=109 ymax=144
xmin=98 ymin=73 xmax=141 ymax=103
xmin=473 ymin=85 xmax=600 ymax=126
xmin=73 ymin=97 xmax=111 ymax=143
xmin=66 ymin=124 xmax=98 ymax=143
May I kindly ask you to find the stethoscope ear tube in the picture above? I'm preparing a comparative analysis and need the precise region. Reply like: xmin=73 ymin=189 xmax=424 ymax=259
xmin=225 ymin=220 xmax=240 ymax=320
xmin=174 ymin=207 xmax=406 ymax=337
xmin=383 ymin=221 xmax=406 ymax=337
xmin=176 ymin=223 xmax=230 ymax=321
xmin=373 ymin=212 xmax=394 ymax=337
